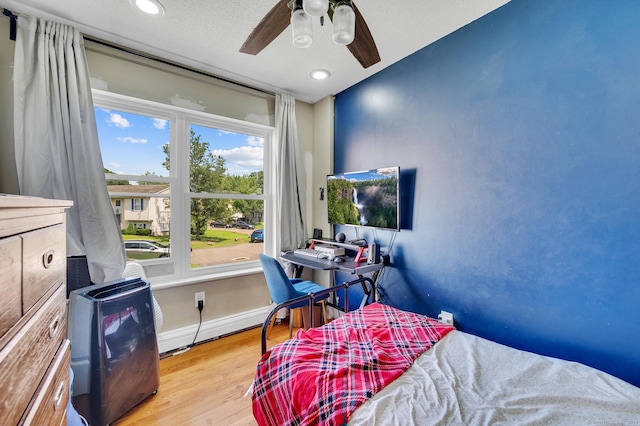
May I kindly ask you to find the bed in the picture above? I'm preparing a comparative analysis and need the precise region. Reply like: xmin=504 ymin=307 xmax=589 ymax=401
xmin=252 ymin=302 xmax=640 ymax=425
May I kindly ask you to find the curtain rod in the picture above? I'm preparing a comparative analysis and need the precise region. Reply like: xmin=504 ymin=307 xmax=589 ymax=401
xmin=2 ymin=9 xmax=17 ymax=40
xmin=2 ymin=8 xmax=274 ymax=98
xmin=84 ymin=36 xmax=275 ymax=98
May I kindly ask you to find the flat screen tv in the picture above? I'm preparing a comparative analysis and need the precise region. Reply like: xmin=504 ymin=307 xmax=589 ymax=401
xmin=327 ymin=166 xmax=400 ymax=231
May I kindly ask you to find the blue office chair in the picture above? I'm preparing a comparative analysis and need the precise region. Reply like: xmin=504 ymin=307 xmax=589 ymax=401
xmin=259 ymin=254 xmax=329 ymax=338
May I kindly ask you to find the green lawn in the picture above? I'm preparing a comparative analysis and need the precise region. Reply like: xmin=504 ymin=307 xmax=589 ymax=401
xmin=190 ymin=229 xmax=250 ymax=248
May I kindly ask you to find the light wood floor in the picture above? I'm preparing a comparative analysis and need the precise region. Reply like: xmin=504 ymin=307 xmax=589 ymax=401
xmin=112 ymin=322 xmax=291 ymax=426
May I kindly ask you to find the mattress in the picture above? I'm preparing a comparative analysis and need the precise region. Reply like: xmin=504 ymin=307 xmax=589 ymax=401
xmin=349 ymin=330 xmax=640 ymax=425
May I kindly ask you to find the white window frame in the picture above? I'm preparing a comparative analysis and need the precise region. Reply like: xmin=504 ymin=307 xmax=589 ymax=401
xmin=93 ymin=89 xmax=276 ymax=283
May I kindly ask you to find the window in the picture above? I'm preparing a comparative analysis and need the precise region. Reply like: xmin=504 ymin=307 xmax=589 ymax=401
xmin=93 ymin=90 xmax=275 ymax=280
xmin=132 ymin=198 xmax=144 ymax=211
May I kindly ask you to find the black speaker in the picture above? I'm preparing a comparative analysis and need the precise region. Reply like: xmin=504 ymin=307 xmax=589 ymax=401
xmin=313 ymin=228 xmax=323 ymax=239
xmin=336 ymin=232 xmax=346 ymax=243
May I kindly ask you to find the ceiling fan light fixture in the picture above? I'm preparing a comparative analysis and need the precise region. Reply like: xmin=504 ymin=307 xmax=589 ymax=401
xmin=303 ymin=0 xmax=329 ymax=17
xmin=291 ymin=7 xmax=313 ymax=48
xmin=130 ymin=0 xmax=165 ymax=16
xmin=332 ymin=2 xmax=355 ymax=45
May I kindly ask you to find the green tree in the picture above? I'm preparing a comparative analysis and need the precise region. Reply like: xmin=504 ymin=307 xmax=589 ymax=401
xmin=327 ymin=178 xmax=359 ymax=225
xmin=162 ymin=130 xmax=229 ymax=239
xmin=228 ymin=171 xmax=264 ymax=223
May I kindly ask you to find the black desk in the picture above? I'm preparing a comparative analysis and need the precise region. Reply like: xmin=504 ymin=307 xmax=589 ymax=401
xmin=280 ymin=251 xmax=384 ymax=309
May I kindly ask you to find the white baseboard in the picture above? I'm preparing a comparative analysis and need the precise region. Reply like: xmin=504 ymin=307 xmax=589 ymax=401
xmin=157 ymin=305 xmax=272 ymax=354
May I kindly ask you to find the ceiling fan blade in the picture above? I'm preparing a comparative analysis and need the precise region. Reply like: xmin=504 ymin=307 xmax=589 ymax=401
xmin=240 ymin=0 xmax=291 ymax=55
xmin=348 ymin=2 xmax=381 ymax=68
xmin=328 ymin=2 xmax=381 ymax=68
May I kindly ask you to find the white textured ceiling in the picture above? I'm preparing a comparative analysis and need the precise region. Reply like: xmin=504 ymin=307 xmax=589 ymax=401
xmin=2 ymin=0 xmax=509 ymax=103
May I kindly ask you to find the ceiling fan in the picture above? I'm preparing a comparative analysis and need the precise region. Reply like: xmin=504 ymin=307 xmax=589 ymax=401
xmin=239 ymin=0 xmax=381 ymax=68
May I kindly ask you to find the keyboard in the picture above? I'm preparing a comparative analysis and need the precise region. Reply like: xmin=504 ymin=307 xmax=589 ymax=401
xmin=293 ymin=248 xmax=335 ymax=260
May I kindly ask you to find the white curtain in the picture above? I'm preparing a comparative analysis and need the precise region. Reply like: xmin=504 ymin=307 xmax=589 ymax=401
xmin=275 ymin=93 xmax=307 ymax=252
xmin=13 ymin=14 xmax=125 ymax=283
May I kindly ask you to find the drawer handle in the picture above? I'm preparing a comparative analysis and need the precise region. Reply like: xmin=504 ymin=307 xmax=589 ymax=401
xmin=43 ymin=250 xmax=55 ymax=268
xmin=49 ymin=315 xmax=61 ymax=339
xmin=53 ymin=380 xmax=66 ymax=411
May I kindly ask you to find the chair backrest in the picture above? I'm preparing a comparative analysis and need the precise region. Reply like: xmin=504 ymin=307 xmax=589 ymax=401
xmin=259 ymin=254 xmax=299 ymax=304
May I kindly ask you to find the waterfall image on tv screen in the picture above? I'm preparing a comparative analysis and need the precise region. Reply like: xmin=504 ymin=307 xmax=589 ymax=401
xmin=327 ymin=166 xmax=400 ymax=231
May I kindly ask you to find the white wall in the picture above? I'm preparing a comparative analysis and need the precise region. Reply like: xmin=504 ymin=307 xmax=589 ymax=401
xmin=309 ymin=96 xmax=335 ymax=288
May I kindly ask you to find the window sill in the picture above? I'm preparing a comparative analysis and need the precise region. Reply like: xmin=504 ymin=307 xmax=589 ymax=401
xmin=151 ymin=266 xmax=264 ymax=290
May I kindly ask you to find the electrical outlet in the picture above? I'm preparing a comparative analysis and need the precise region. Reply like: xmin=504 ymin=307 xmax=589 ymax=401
xmin=438 ymin=310 xmax=454 ymax=326
xmin=195 ymin=292 xmax=205 ymax=308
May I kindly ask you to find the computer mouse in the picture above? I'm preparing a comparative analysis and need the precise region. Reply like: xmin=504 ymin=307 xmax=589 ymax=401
xmin=333 ymin=256 xmax=345 ymax=263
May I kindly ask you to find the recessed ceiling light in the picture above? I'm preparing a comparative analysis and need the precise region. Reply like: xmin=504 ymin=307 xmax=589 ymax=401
xmin=131 ymin=0 xmax=165 ymax=16
xmin=310 ymin=69 xmax=331 ymax=80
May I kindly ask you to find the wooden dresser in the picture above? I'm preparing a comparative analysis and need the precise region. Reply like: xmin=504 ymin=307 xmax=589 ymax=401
xmin=0 ymin=195 xmax=73 ymax=425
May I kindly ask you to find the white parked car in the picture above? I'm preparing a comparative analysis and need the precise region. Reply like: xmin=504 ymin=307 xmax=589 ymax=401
xmin=124 ymin=240 xmax=170 ymax=259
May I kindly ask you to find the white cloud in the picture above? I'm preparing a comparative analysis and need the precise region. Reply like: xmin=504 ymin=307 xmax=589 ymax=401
xmin=376 ymin=167 xmax=398 ymax=177
xmin=153 ymin=118 xmax=168 ymax=129
xmin=247 ymin=136 xmax=264 ymax=147
xmin=109 ymin=162 xmax=121 ymax=169
xmin=108 ymin=113 xmax=131 ymax=128
xmin=117 ymin=136 xmax=148 ymax=144
xmin=212 ymin=145 xmax=263 ymax=170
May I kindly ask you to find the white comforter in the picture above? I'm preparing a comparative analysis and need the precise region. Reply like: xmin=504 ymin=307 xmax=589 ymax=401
xmin=349 ymin=330 xmax=640 ymax=425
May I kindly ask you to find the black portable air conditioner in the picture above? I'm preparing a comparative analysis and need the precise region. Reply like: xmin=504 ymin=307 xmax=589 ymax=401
xmin=67 ymin=278 xmax=160 ymax=426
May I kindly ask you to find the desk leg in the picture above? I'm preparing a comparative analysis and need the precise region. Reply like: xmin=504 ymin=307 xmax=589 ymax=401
xmin=357 ymin=268 xmax=382 ymax=307
xmin=357 ymin=275 xmax=367 ymax=308
xmin=369 ymin=269 xmax=381 ymax=302
xmin=293 ymin=264 xmax=304 ymax=278
xmin=329 ymin=267 xmax=382 ymax=312
xmin=356 ymin=276 xmax=376 ymax=309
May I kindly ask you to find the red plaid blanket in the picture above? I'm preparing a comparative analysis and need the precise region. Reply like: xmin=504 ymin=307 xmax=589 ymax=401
xmin=252 ymin=302 xmax=455 ymax=425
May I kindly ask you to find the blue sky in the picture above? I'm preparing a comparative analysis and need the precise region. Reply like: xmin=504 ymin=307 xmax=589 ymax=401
xmin=95 ymin=107 xmax=264 ymax=177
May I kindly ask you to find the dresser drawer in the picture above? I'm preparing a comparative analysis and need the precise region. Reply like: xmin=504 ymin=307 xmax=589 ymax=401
xmin=0 ymin=236 xmax=21 ymax=339
xmin=0 ymin=285 xmax=67 ymax=424
xmin=22 ymin=224 xmax=66 ymax=314
xmin=21 ymin=339 xmax=70 ymax=426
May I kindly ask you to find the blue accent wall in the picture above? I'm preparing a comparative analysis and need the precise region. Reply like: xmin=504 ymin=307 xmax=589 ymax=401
xmin=333 ymin=0 xmax=640 ymax=386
